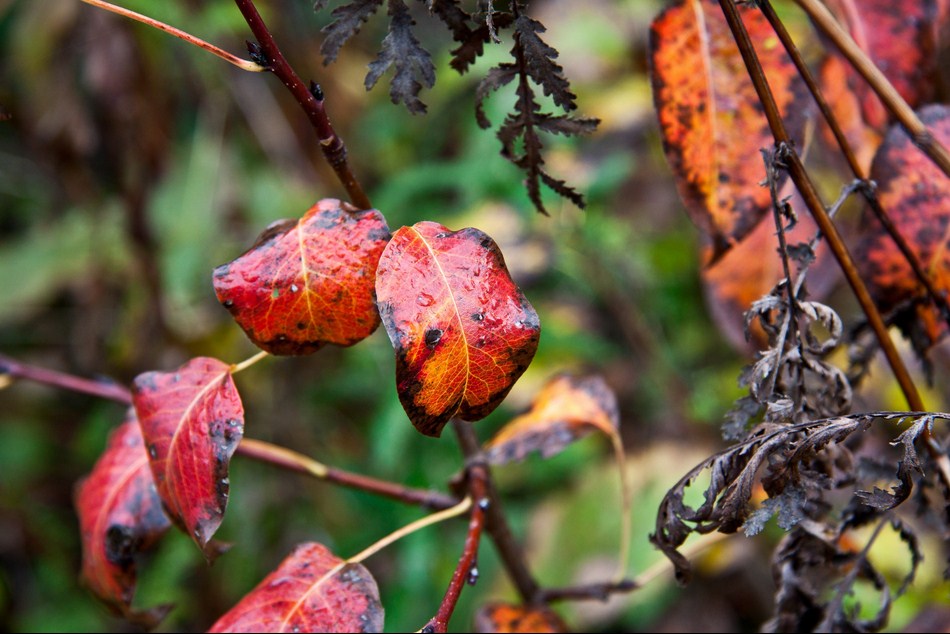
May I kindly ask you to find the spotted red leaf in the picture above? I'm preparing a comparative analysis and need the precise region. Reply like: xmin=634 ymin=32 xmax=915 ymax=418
xmin=485 ymin=374 xmax=618 ymax=464
xmin=650 ymin=0 xmax=809 ymax=263
xmin=855 ymin=104 xmax=950 ymax=349
xmin=132 ymin=356 xmax=243 ymax=555
xmin=213 ymin=199 xmax=391 ymax=355
xmin=375 ymin=221 xmax=540 ymax=437
xmin=209 ymin=542 xmax=383 ymax=633
xmin=74 ymin=413 xmax=172 ymax=627
xmin=474 ymin=602 xmax=568 ymax=633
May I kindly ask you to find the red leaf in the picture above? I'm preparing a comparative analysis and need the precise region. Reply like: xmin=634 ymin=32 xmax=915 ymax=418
xmin=822 ymin=0 xmax=938 ymax=131
xmin=375 ymin=221 xmax=540 ymax=437
xmin=213 ymin=199 xmax=391 ymax=355
xmin=473 ymin=602 xmax=568 ymax=633
xmin=855 ymin=104 xmax=950 ymax=349
xmin=132 ymin=356 xmax=243 ymax=554
xmin=209 ymin=542 xmax=384 ymax=633
xmin=649 ymin=0 xmax=809 ymax=263
xmin=74 ymin=413 xmax=172 ymax=626
xmin=485 ymin=374 xmax=618 ymax=464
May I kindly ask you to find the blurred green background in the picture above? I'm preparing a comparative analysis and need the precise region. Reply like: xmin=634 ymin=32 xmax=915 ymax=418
xmin=1 ymin=0 xmax=948 ymax=632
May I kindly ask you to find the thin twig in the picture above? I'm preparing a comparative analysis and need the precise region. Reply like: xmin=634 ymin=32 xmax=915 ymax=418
xmin=236 ymin=438 xmax=460 ymax=510
xmin=232 ymin=0 xmax=372 ymax=210
xmin=78 ymin=0 xmax=264 ymax=72
xmin=790 ymin=0 xmax=950 ymax=178
xmin=452 ymin=419 xmax=541 ymax=604
xmin=0 ymin=353 xmax=132 ymax=404
xmin=229 ymin=350 xmax=270 ymax=374
xmin=423 ymin=465 xmax=489 ymax=633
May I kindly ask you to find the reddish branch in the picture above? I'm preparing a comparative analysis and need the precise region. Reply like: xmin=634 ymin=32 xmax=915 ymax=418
xmin=0 ymin=353 xmax=133 ymax=404
xmin=232 ymin=0 xmax=372 ymax=210
xmin=423 ymin=462 xmax=489 ymax=633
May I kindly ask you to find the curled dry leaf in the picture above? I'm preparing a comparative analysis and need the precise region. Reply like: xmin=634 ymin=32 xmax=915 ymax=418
xmin=209 ymin=542 xmax=383 ymax=633
xmin=375 ymin=221 xmax=540 ymax=438
xmin=132 ymin=357 xmax=243 ymax=556
xmin=649 ymin=0 xmax=809 ymax=263
xmin=485 ymin=374 xmax=618 ymax=465
xmin=854 ymin=104 xmax=950 ymax=350
xmin=74 ymin=413 xmax=171 ymax=627
xmin=473 ymin=602 xmax=568 ymax=633
xmin=214 ymin=199 xmax=391 ymax=355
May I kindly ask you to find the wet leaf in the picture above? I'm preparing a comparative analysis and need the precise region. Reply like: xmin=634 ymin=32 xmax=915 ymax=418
xmin=132 ymin=357 xmax=244 ymax=555
xmin=822 ymin=0 xmax=938 ymax=131
xmin=473 ymin=602 xmax=568 ymax=633
xmin=74 ymin=413 xmax=172 ymax=627
xmin=209 ymin=542 xmax=383 ymax=633
xmin=649 ymin=0 xmax=809 ymax=263
xmin=485 ymin=374 xmax=618 ymax=464
xmin=817 ymin=53 xmax=882 ymax=173
xmin=213 ymin=199 xmax=391 ymax=356
xmin=854 ymin=104 xmax=950 ymax=349
xmin=375 ymin=221 xmax=540 ymax=437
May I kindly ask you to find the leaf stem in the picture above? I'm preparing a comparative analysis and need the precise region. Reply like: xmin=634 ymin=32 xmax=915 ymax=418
xmin=232 ymin=0 xmax=372 ymax=210
xmin=717 ymin=0 xmax=925 ymax=413
xmin=607 ymin=431 xmax=632 ymax=582
xmin=236 ymin=438 xmax=460 ymax=510
xmin=229 ymin=350 xmax=270 ymax=374
xmin=77 ymin=0 xmax=264 ymax=72
xmin=789 ymin=0 xmax=950 ymax=178
xmin=451 ymin=418 xmax=541 ymax=604
xmin=0 ymin=353 xmax=132 ymax=404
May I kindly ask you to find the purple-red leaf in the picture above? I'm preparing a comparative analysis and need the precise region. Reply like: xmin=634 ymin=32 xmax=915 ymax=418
xmin=485 ymin=374 xmax=618 ymax=464
xmin=650 ymin=0 xmax=809 ymax=263
xmin=375 ymin=221 xmax=540 ymax=438
xmin=209 ymin=542 xmax=384 ymax=633
xmin=132 ymin=357 xmax=243 ymax=555
xmin=74 ymin=413 xmax=172 ymax=626
xmin=213 ymin=199 xmax=391 ymax=355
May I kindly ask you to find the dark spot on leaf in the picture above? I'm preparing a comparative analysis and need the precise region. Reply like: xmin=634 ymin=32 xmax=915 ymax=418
xmin=425 ymin=328 xmax=443 ymax=348
xmin=472 ymin=312 xmax=484 ymax=322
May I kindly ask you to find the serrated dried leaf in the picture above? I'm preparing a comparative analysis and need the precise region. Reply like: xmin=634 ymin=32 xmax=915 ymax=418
xmin=321 ymin=0 xmax=385 ymax=64
xmin=365 ymin=0 xmax=435 ymax=114
xmin=512 ymin=14 xmax=576 ymax=111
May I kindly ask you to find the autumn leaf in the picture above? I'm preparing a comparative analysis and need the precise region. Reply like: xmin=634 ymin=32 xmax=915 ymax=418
xmin=74 ymin=413 xmax=172 ymax=627
xmin=855 ymin=104 xmax=950 ymax=350
xmin=214 ymin=199 xmax=390 ymax=355
xmin=473 ymin=602 xmax=568 ymax=633
xmin=209 ymin=542 xmax=384 ymax=633
xmin=132 ymin=357 xmax=243 ymax=556
xmin=375 ymin=221 xmax=540 ymax=438
xmin=817 ymin=54 xmax=882 ymax=174
xmin=484 ymin=374 xmax=618 ymax=464
xmin=649 ymin=0 xmax=809 ymax=263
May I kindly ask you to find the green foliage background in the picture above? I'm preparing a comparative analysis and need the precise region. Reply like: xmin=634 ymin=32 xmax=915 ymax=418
xmin=1 ymin=0 xmax=947 ymax=631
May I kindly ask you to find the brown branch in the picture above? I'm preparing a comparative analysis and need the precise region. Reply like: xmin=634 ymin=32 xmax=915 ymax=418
xmin=232 ymin=0 xmax=372 ymax=210
xmin=0 ymin=353 xmax=132 ymax=404
xmin=790 ymin=0 xmax=950 ymax=179
xmin=758 ymin=0 xmax=950 ymax=332
xmin=452 ymin=418 xmax=541 ymax=604
xmin=235 ymin=438 xmax=459 ymax=510
xmin=538 ymin=579 xmax=637 ymax=604
xmin=423 ymin=462 xmax=489 ymax=633
xmin=716 ymin=0 xmax=924 ymax=412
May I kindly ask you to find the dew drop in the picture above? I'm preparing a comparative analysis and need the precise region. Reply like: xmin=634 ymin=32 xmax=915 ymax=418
xmin=290 ymin=284 xmax=299 ymax=293
xmin=417 ymin=293 xmax=435 ymax=307
xmin=425 ymin=328 xmax=443 ymax=348
xmin=477 ymin=498 xmax=490 ymax=510
xmin=147 ymin=444 xmax=158 ymax=459
xmin=467 ymin=566 xmax=479 ymax=585
xmin=514 ymin=320 xmax=523 ymax=329
xmin=472 ymin=312 xmax=484 ymax=322
xmin=435 ymin=232 xmax=448 ymax=238
xmin=223 ymin=299 xmax=234 ymax=308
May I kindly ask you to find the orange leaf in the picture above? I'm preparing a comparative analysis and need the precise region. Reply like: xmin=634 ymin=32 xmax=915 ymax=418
xmin=855 ymin=104 xmax=950 ymax=348
xmin=485 ymin=374 xmax=618 ymax=464
xmin=208 ymin=542 xmax=383 ymax=633
xmin=132 ymin=357 xmax=243 ymax=555
xmin=74 ymin=413 xmax=171 ymax=627
xmin=649 ymin=0 xmax=809 ymax=263
xmin=375 ymin=221 xmax=540 ymax=438
xmin=213 ymin=199 xmax=391 ymax=355
xmin=473 ymin=603 xmax=568 ymax=633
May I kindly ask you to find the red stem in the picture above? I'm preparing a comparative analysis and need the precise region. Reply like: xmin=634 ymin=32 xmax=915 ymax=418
xmin=0 ymin=353 xmax=132 ymax=404
xmin=232 ymin=0 xmax=372 ymax=210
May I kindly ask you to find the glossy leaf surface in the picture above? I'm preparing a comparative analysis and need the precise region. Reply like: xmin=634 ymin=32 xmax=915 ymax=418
xmin=132 ymin=357 xmax=243 ymax=554
xmin=74 ymin=414 xmax=171 ymax=626
xmin=375 ymin=221 xmax=540 ymax=437
xmin=214 ymin=199 xmax=391 ymax=355
xmin=209 ymin=542 xmax=383 ymax=633
xmin=855 ymin=104 xmax=950 ymax=348
xmin=485 ymin=374 xmax=618 ymax=464
xmin=650 ymin=0 xmax=808 ymax=262
xmin=473 ymin=602 xmax=568 ymax=633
